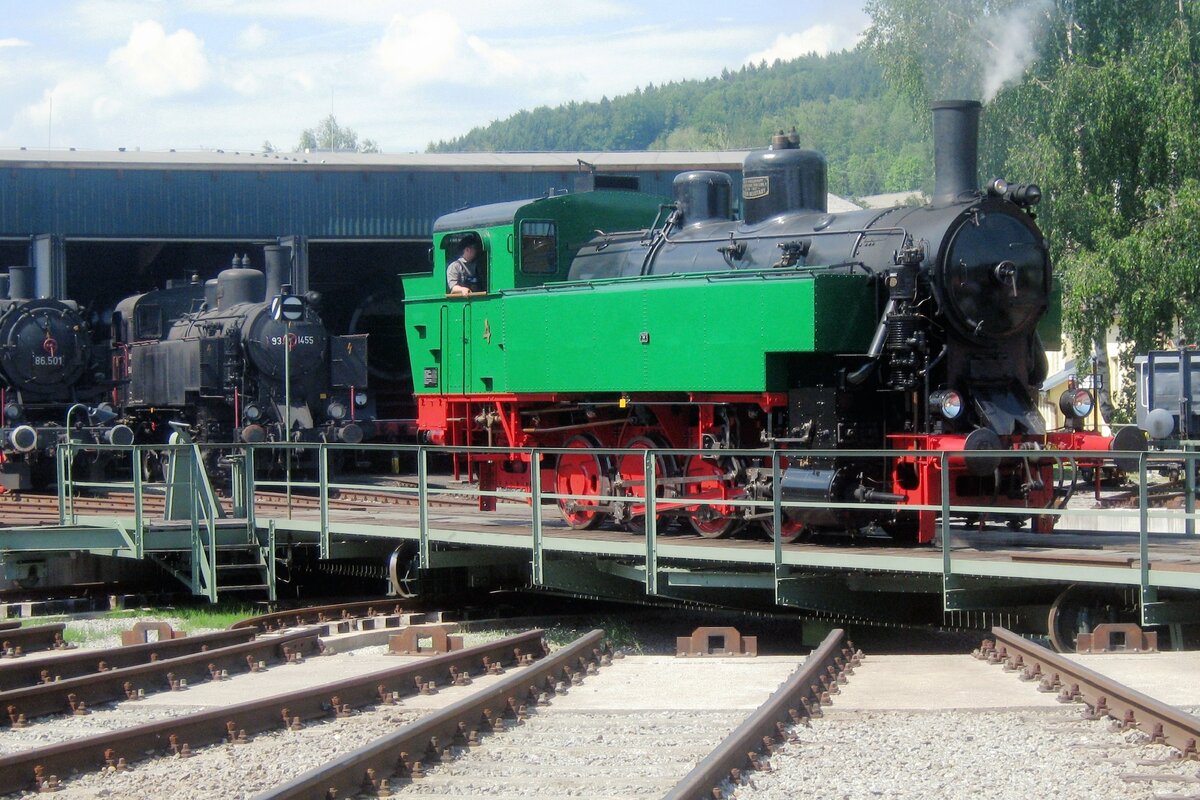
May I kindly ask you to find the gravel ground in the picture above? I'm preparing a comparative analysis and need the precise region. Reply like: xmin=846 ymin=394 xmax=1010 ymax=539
xmin=17 ymin=702 xmax=430 ymax=799
xmin=8 ymin=613 xmax=1197 ymax=800
xmin=733 ymin=708 xmax=1200 ymax=800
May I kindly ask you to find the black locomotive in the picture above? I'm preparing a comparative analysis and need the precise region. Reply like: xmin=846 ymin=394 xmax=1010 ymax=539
xmin=570 ymin=100 xmax=1142 ymax=540
xmin=407 ymin=100 xmax=1142 ymax=542
xmin=112 ymin=245 xmax=369 ymax=451
xmin=0 ymin=265 xmax=133 ymax=490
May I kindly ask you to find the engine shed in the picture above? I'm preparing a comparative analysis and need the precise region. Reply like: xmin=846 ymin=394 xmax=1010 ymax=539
xmin=0 ymin=149 xmax=853 ymax=321
xmin=0 ymin=147 xmax=856 ymax=408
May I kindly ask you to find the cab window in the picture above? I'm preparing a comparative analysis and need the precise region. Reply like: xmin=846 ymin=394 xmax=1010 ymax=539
xmin=520 ymin=220 xmax=557 ymax=275
xmin=442 ymin=234 xmax=487 ymax=293
xmin=133 ymin=303 xmax=162 ymax=340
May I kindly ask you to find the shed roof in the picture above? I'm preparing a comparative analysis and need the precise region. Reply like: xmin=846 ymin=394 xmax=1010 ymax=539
xmin=0 ymin=148 xmax=757 ymax=172
xmin=0 ymin=148 xmax=857 ymax=240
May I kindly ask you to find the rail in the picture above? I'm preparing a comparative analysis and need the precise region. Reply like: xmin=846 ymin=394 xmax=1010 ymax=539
xmin=663 ymin=628 xmax=858 ymax=800
xmin=980 ymin=627 xmax=1200 ymax=757
xmin=255 ymin=629 xmax=607 ymax=800
xmin=37 ymin=439 xmax=1200 ymax=619
xmin=0 ymin=623 xmax=71 ymax=656
xmin=0 ymin=629 xmax=321 ymax=724
xmin=0 ymin=629 xmax=550 ymax=794
xmin=0 ymin=628 xmax=255 ymax=690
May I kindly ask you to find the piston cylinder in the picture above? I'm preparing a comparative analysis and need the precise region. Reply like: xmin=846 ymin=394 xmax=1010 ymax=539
xmin=779 ymin=467 xmax=874 ymax=529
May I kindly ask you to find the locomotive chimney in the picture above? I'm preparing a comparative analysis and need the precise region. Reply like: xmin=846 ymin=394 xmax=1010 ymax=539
xmin=931 ymin=100 xmax=981 ymax=205
xmin=6 ymin=266 xmax=33 ymax=300
xmin=263 ymin=244 xmax=288 ymax=302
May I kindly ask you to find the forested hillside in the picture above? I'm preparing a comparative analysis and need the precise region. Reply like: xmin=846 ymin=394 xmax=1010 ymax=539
xmin=428 ymin=50 xmax=929 ymax=199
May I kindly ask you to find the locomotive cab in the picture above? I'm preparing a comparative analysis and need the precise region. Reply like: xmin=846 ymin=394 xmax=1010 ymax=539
xmin=402 ymin=190 xmax=665 ymax=400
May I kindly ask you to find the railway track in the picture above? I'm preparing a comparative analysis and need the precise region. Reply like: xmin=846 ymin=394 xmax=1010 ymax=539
xmin=0 ymin=484 xmax=476 ymax=528
xmin=0 ymin=612 xmax=1193 ymax=798
xmin=0 ymin=628 xmax=551 ymax=794
xmin=731 ymin=629 xmax=1200 ymax=800
xmin=1093 ymin=478 xmax=1198 ymax=509
xmin=979 ymin=627 xmax=1200 ymax=759
xmin=0 ymin=605 xmax=826 ymax=798
xmin=0 ymin=629 xmax=320 ymax=729
xmin=0 ymin=623 xmax=73 ymax=657
xmin=230 ymin=598 xmax=418 ymax=634
xmin=261 ymin=630 xmax=852 ymax=799
xmin=0 ymin=627 xmax=254 ymax=690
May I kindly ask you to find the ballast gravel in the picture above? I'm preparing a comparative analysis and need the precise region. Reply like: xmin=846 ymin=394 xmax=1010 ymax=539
xmin=731 ymin=708 xmax=1200 ymax=800
xmin=14 ymin=703 xmax=429 ymax=799
xmin=7 ymin=617 xmax=1199 ymax=800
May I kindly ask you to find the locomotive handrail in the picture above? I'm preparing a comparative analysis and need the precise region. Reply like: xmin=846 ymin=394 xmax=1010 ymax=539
xmin=656 ymin=222 xmax=913 ymax=247
xmin=498 ymin=262 xmax=875 ymax=294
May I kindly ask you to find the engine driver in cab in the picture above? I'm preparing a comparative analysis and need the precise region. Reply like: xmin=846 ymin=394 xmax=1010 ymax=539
xmin=447 ymin=242 xmax=483 ymax=295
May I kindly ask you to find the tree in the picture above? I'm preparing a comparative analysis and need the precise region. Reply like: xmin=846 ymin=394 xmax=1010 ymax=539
xmin=296 ymin=115 xmax=381 ymax=153
xmin=865 ymin=0 xmax=1200 ymax=415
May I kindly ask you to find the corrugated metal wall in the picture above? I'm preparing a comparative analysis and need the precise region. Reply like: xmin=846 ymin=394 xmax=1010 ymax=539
xmin=0 ymin=165 xmax=690 ymax=240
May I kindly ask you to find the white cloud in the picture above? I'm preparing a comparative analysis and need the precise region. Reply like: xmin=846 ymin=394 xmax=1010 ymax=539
xmin=0 ymin=38 xmax=33 ymax=48
xmin=235 ymin=22 xmax=274 ymax=52
xmin=229 ymin=73 xmax=261 ymax=96
xmin=1 ymin=1 xmax=873 ymax=153
xmin=107 ymin=21 xmax=212 ymax=98
xmin=65 ymin=0 xmax=166 ymax=41
xmin=745 ymin=24 xmax=861 ymax=64
xmin=186 ymin=0 xmax=631 ymax=31
xmin=287 ymin=69 xmax=316 ymax=93
xmin=375 ymin=11 xmax=531 ymax=87
xmin=18 ymin=74 xmax=125 ymax=144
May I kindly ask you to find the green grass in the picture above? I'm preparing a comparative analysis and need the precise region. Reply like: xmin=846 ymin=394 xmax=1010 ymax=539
xmin=26 ymin=605 xmax=259 ymax=645
xmin=540 ymin=616 xmax=646 ymax=654
xmin=165 ymin=605 xmax=259 ymax=631
xmin=458 ymin=615 xmax=649 ymax=654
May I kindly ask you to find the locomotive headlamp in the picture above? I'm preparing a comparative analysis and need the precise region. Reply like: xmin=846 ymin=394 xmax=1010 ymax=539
xmin=986 ymin=178 xmax=1041 ymax=207
xmin=1059 ymin=388 xmax=1095 ymax=419
xmin=354 ymin=392 xmax=368 ymax=407
xmin=9 ymin=425 xmax=37 ymax=453
xmin=3 ymin=403 xmax=21 ymax=422
xmin=930 ymin=389 xmax=964 ymax=420
xmin=326 ymin=400 xmax=347 ymax=421
xmin=243 ymin=403 xmax=263 ymax=422
xmin=1008 ymin=183 xmax=1042 ymax=207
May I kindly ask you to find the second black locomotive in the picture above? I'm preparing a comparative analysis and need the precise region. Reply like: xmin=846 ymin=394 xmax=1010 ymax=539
xmin=112 ymin=245 xmax=369 ymax=451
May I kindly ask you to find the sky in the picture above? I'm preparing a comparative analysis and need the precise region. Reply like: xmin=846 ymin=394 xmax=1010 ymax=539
xmin=0 ymin=1 xmax=869 ymax=154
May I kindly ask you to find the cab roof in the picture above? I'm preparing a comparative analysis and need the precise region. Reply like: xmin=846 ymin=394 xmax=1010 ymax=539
xmin=433 ymin=199 xmax=535 ymax=233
